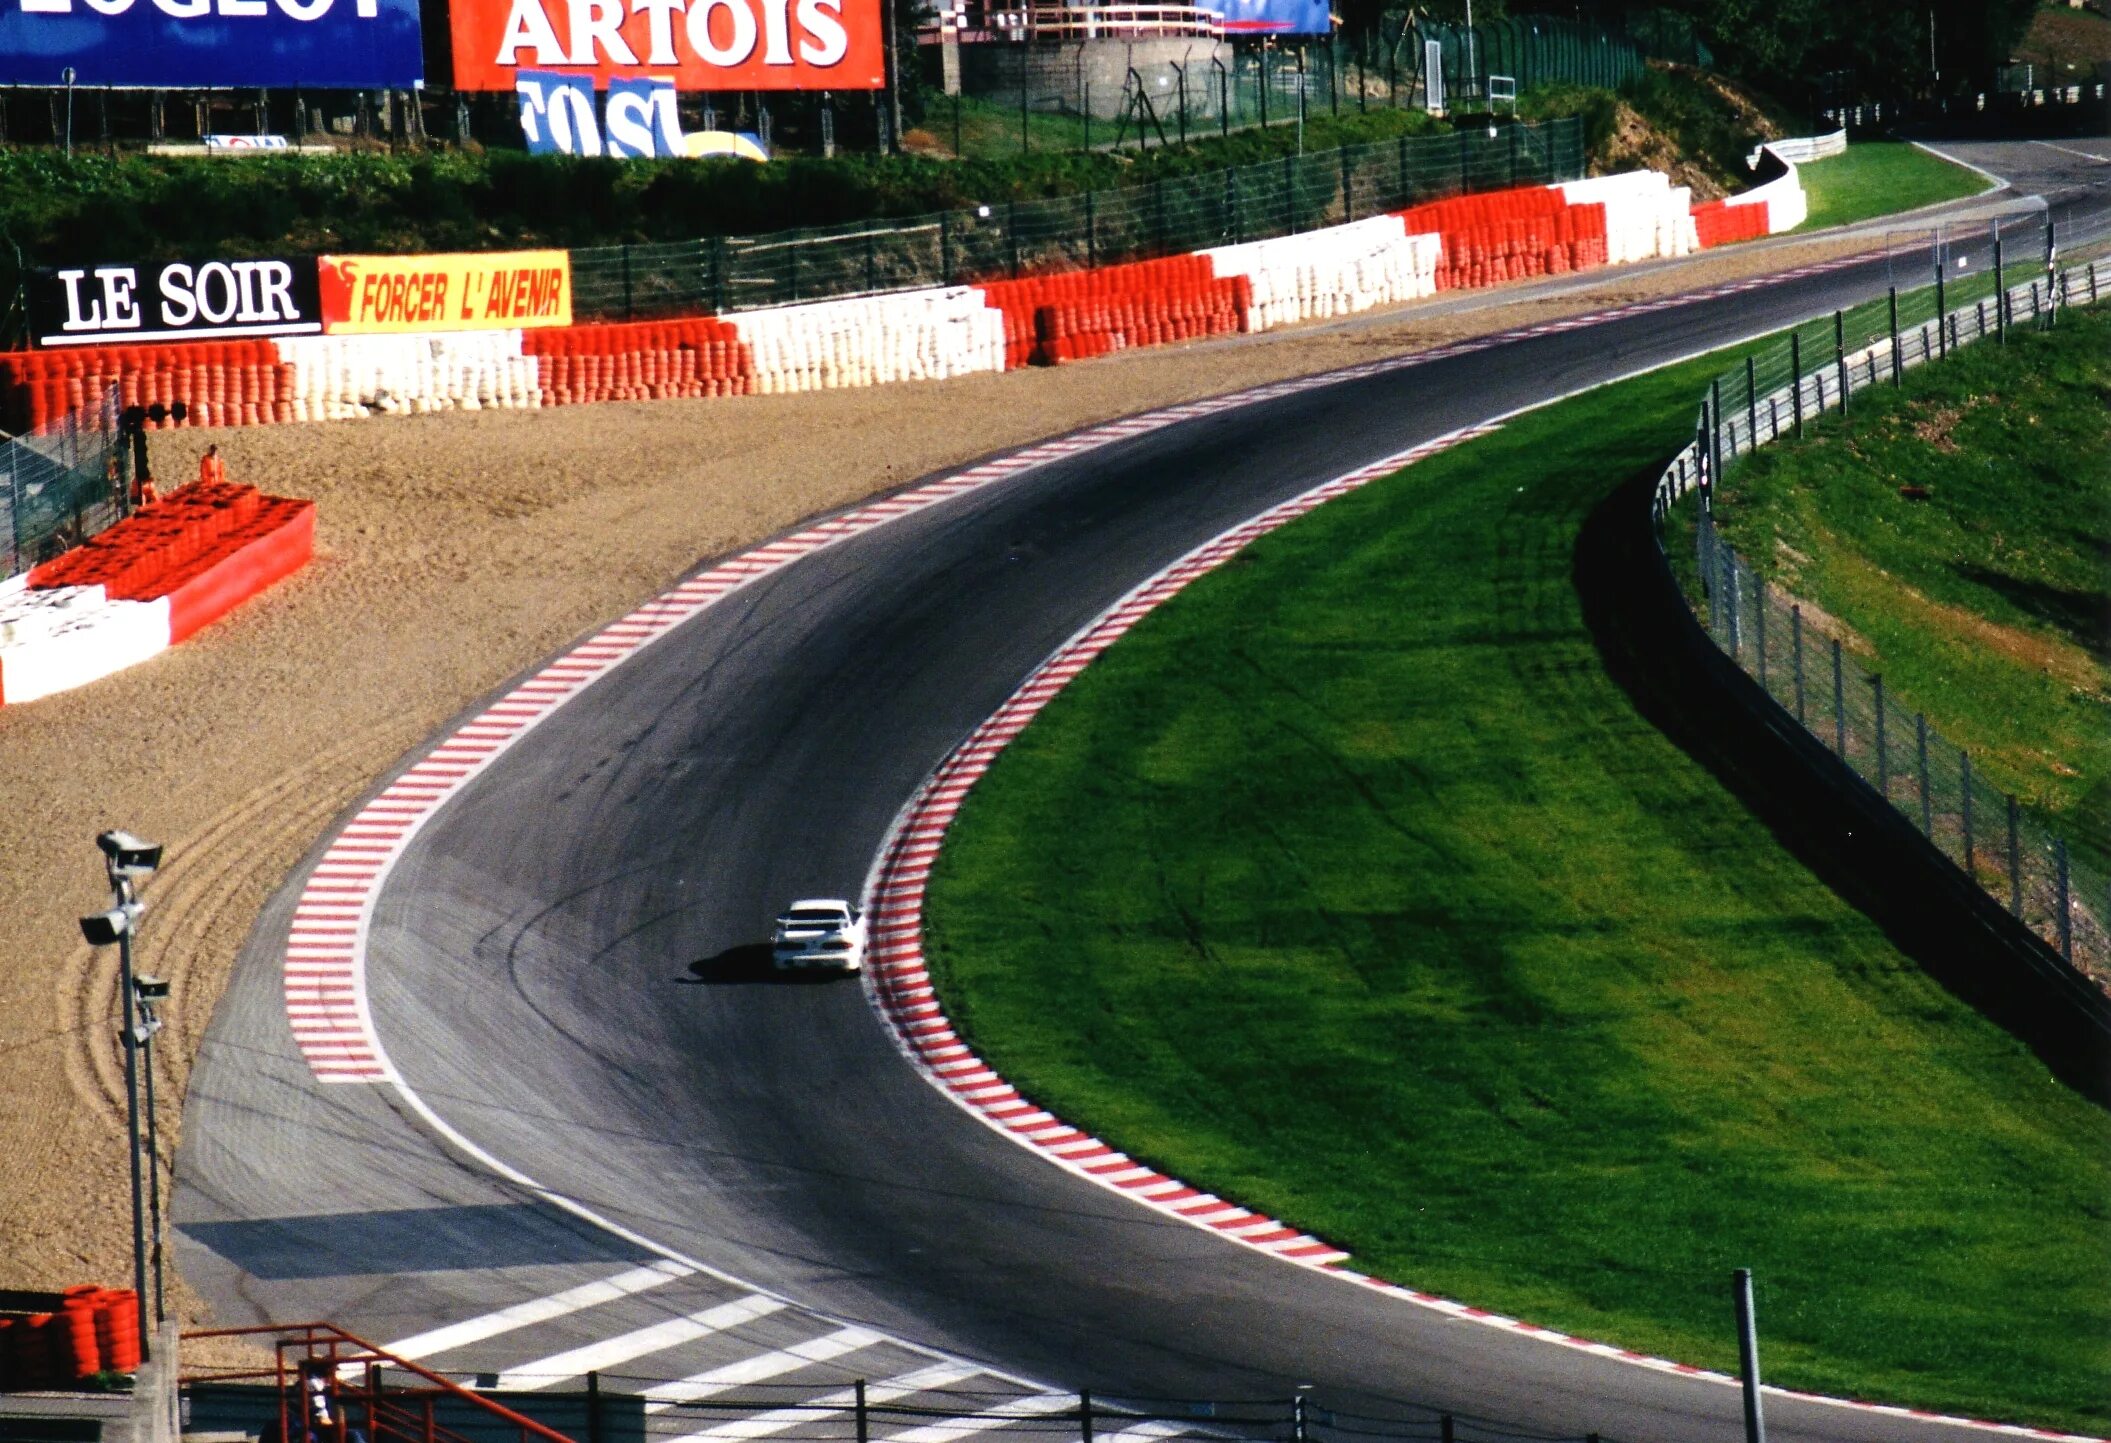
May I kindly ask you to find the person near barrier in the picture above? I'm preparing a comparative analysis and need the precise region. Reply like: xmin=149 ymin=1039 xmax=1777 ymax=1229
xmin=198 ymin=444 xmax=227 ymax=488
xmin=132 ymin=472 xmax=160 ymax=509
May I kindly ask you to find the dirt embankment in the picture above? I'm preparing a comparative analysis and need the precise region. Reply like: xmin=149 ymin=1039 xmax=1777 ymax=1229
xmin=0 ymin=231 xmax=1875 ymax=1339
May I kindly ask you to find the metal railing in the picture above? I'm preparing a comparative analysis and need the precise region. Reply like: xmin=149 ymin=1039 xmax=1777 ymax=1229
xmin=1651 ymin=211 xmax=2111 ymax=986
xmin=2 ymin=381 xmax=126 ymax=584
xmin=570 ymin=116 xmax=1583 ymax=320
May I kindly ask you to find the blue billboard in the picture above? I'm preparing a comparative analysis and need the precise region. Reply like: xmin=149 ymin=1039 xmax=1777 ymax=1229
xmin=1209 ymin=0 xmax=1330 ymax=34
xmin=0 ymin=0 xmax=424 ymax=88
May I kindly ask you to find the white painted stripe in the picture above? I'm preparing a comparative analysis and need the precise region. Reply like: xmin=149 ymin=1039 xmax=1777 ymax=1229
xmin=641 ymin=1325 xmax=887 ymax=1412
xmin=657 ymin=1363 xmax=982 ymax=1443
xmin=381 ymin=1260 xmax=698 ymax=1360
xmin=877 ymin=1391 xmax=1076 ymax=1443
xmin=491 ymin=1296 xmax=786 ymax=1389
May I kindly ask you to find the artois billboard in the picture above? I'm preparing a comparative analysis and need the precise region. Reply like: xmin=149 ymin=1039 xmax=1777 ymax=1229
xmin=448 ymin=0 xmax=885 ymax=91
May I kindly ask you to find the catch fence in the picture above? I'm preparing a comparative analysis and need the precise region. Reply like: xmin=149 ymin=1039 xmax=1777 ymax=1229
xmin=1 ymin=381 xmax=126 ymax=583
xmin=570 ymin=116 xmax=1582 ymax=320
xmin=1651 ymin=207 xmax=2111 ymax=986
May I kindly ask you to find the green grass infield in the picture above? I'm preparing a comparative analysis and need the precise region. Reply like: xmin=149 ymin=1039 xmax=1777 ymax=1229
xmin=1794 ymin=141 xmax=1991 ymax=231
xmin=1709 ymin=302 xmax=2111 ymax=872
xmin=922 ymin=342 xmax=2111 ymax=1434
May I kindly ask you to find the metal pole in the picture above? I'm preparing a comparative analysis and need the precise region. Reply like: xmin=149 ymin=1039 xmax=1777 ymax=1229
xmin=1832 ymin=640 xmax=1846 ymax=758
xmin=1440 ymin=1418 xmax=1454 ymax=1443
xmin=587 ymin=1373 xmax=603 ymax=1443
xmin=1935 ymin=250 xmax=1947 ymax=357
xmin=1916 ymin=714 xmax=1931 ymax=836
xmin=1962 ymin=752 xmax=1976 ymax=878
xmin=1790 ymin=330 xmax=1803 ymax=438
xmin=2007 ymin=795 xmax=2023 ymax=916
xmin=1291 ymin=1392 xmax=1308 ymax=1443
xmin=1734 ymin=1269 xmax=1767 ymax=1443
xmin=1079 ymin=1391 xmax=1092 ymax=1443
xmin=117 ymin=919 xmax=150 ymax=1361
xmin=143 ymin=1026 xmax=164 ymax=1324
xmin=855 ymin=1380 xmax=868 ymax=1443
xmin=1754 ymin=573 xmax=1767 ymax=693
xmin=1994 ymin=233 xmax=2006 ymax=342
xmin=1744 ymin=355 xmax=1758 ymax=452
xmin=1834 ymin=309 xmax=1848 ymax=414
xmin=1710 ymin=379 xmax=1724 ymax=478
xmin=2056 ymin=839 xmax=2072 ymax=961
xmin=1887 ymin=286 xmax=1901 ymax=383
xmin=1791 ymin=606 xmax=1805 ymax=724
xmin=1873 ymin=673 xmax=1888 ymax=799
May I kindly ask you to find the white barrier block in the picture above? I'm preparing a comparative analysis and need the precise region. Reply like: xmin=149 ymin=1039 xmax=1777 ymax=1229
xmin=1204 ymin=218 xmax=1443 ymax=333
xmin=0 ymin=594 xmax=171 ymax=704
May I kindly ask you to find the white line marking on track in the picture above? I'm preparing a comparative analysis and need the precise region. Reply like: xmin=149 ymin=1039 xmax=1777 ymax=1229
xmin=495 ymin=1295 xmax=790 ymax=1390
xmin=642 ymin=1325 xmax=888 ymax=1411
xmin=876 ymin=1391 xmax=1078 ymax=1443
xmin=381 ymin=1260 xmax=697 ymax=1360
xmin=656 ymin=1362 xmax=985 ymax=1443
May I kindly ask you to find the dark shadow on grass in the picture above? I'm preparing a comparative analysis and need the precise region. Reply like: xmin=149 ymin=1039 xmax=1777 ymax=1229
xmin=1575 ymin=467 xmax=2111 ymax=1108
xmin=1951 ymin=564 xmax=2111 ymax=664
xmin=681 ymin=942 xmax=855 ymax=985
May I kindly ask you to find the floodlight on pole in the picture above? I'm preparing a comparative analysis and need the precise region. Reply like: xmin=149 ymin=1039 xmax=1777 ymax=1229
xmin=77 ymin=829 xmax=164 ymax=1366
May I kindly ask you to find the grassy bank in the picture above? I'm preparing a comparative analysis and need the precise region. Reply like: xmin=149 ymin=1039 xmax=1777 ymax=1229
xmin=1709 ymin=302 xmax=2111 ymax=868
xmin=1793 ymin=141 xmax=1989 ymax=230
xmin=923 ymin=344 xmax=2111 ymax=1434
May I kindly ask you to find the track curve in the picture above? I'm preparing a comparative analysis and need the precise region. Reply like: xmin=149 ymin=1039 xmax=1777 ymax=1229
xmin=178 ymin=141 xmax=2111 ymax=1443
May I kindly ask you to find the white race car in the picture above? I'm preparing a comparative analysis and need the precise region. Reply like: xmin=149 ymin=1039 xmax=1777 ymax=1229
xmin=771 ymin=899 xmax=867 ymax=973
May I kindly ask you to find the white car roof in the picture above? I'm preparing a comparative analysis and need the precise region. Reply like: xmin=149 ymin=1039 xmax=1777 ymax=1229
xmin=783 ymin=898 xmax=853 ymax=913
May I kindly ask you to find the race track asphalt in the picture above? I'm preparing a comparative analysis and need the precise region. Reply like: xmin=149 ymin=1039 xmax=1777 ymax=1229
xmin=176 ymin=139 xmax=2111 ymax=1443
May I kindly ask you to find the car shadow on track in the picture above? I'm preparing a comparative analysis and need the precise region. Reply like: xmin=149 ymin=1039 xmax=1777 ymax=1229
xmin=681 ymin=942 xmax=857 ymax=985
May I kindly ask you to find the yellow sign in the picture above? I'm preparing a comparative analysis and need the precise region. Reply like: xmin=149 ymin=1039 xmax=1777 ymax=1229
xmin=319 ymin=250 xmax=571 ymax=334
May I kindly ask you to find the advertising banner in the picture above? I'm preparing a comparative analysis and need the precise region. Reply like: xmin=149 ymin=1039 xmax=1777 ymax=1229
xmin=318 ymin=251 xmax=572 ymax=334
xmin=30 ymin=258 xmax=323 ymax=348
xmin=518 ymin=69 xmax=685 ymax=156
xmin=0 ymin=0 xmax=424 ymax=88
xmin=1206 ymin=0 xmax=1329 ymax=34
xmin=449 ymin=0 xmax=886 ymax=92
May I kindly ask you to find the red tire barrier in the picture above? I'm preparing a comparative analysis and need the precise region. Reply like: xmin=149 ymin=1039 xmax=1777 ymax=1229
xmin=522 ymin=318 xmax=755 ymax=404
xmin=93 ymin=1289 xmax=142 ymax=1374
xmin=984 ymin=256 xmax=1250 ymax=368
xmin=0 ymin=340 xmax=287 ymax=434
xmin=1690 ymin=197 xmax=1771 ymax=248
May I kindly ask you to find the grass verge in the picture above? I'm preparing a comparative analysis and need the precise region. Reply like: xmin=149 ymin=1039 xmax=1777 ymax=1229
xmin=1794 ymin=141 xmax=1990 ymax=231
xmin=923 ymin=342 xmax=2111 ymax=1435
xmin=1709 ymin=302 xmax=2111 ymax=870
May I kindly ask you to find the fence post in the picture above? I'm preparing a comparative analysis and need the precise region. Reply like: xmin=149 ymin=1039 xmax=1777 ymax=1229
xmin=864 ymin=226 xmax=877 ymax=293
xmin=855 ymin=1380 xmax=868 ymax=1443
xmin=1291 ymin=1392 xmax=1308 ymax=1443
xmin=1721 ymin=546 xmax=1739 ymax=656
xmin=1754 ymin=572 xmax=1767 ymax=692
xmin=1439 ymin=1417 xmax=1454 ymax=1443
xmin=2056 ymin=839 xmax=2072 ymax=961
xmin=1916 ymin=714 xmax=1931 ymax=836
xmin=1085 ymin=191 xmax=1096 ymax=269
xmin=940 ymin=211 xmax=953 ymax=286
xmin=1833 ymin=309 xmax=1848 ymax=414
xmin=1887 ymin=286 xmax=1901 ymax=384
xmin=586 ymin=1372 xmax=602 ymax=1443
xmin=2007 ymin=794 xmax=2023 ymax=916
xmin=1872 ymin=673 xmax=1888 ymax=800
xmin=1961 ymin=751 xmax=1976 ymax=879
xmin=1744 ymin=354 xmax=1757 ymax=452
xmin=1935 ymin=257 xmax=1947 ymax=358
xmin=1080 ymin=1391 xmax=1093 ymax=1443
xmin=1790 ymin=330 xmax=1803 ymax=438
xmin=1341 ymin=146 xmax=1354 ymax=222
xmin=1994 ymin=233 xmax=2006 ymax=342
xmin=1791 ymin=605 xmax=1805 ymax=724
xmin=1709 ymin=378 xmax=1724 ymax=478
xmin=711 ymin=235 xmax=728 ymax=312
xmin=1832 ymin=639 xmax=1846 ymax=758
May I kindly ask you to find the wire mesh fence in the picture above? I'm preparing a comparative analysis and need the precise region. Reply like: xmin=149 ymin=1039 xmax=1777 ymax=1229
xmin=187 ymin=1373 xmax=1623 ymax=1443
xmin=1649 ymin=228 xmax=2111 ymax=986
xmin=569 ymin=116 xmax=1584 ymax=321
xmin=1 ymin=381 xmax=126 ymax=584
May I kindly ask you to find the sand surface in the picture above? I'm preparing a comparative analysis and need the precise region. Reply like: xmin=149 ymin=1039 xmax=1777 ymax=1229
xmin=0 ymin=234 xmax=1872 ymax=1341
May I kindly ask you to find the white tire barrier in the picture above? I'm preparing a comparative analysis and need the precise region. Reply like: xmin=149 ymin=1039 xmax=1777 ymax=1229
xmin=1203 ymin=218 xmax=1445 ymax=332
xmin=275 ymin=331 xmax=542 ymax=421
xmin=731 ymin=286 xmax=1008 ymax=396
xmin=1551 ymin=172 xmax=1702 ymax=264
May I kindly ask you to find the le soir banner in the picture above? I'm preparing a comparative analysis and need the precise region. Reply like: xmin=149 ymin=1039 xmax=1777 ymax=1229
xmin=0 ymin=0 xmax=423 ymax=88
xmin=318 ymin=251 xmax=572 ymax=335
xmin=448 ymin=0 xmax=885 ymax=92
